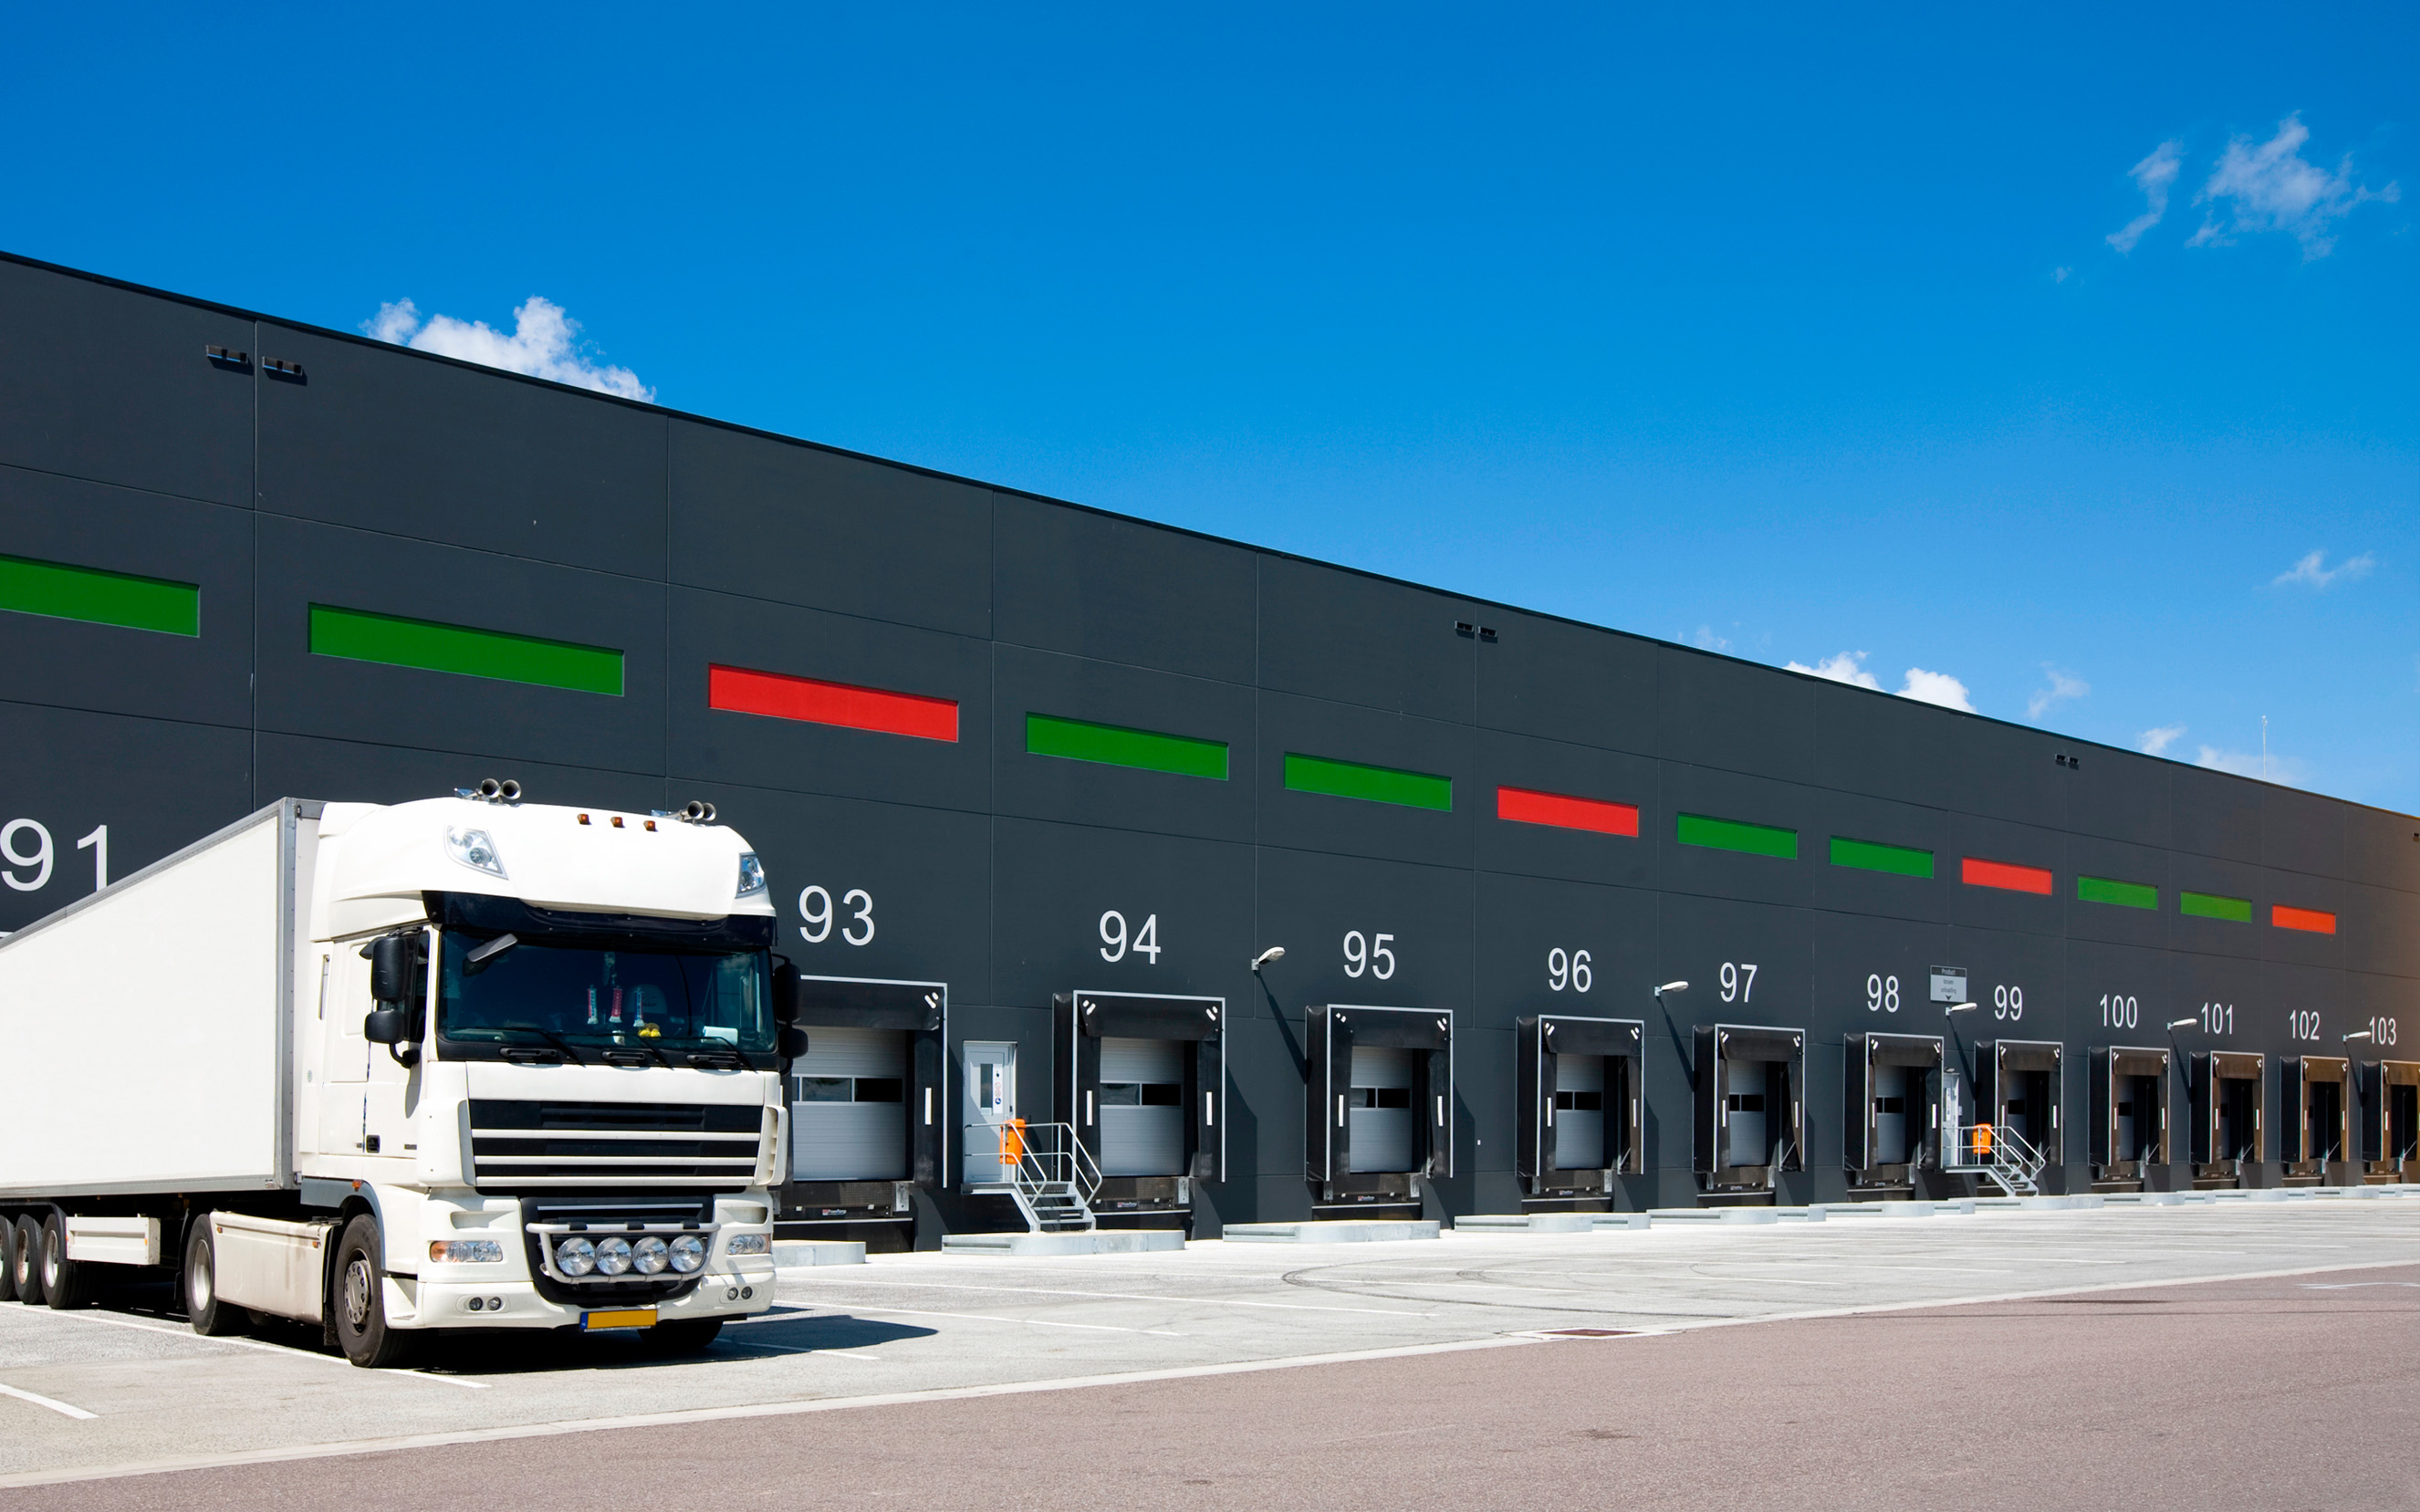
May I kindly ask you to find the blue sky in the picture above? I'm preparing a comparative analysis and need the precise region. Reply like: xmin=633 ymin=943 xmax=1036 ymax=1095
xmin=7 ymin=5 xmax=2414 ymax=811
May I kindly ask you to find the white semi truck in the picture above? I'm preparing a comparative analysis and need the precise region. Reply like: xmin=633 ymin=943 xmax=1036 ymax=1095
xmin=0 ymin=783 xmax=807 ymax=1366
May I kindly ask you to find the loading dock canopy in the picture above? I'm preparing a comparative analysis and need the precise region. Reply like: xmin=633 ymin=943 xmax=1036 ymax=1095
xmin=1054 ymin=990 xmax=1225 ymax=1184
xmin=2189 ymin=1051 xmax=2266 ymax=1168
xmin=1517 ymin=1015 xmax=1645 ymax=1187
xmin=1694 ymin=1024 xmax=1805 ymax=1181
xmin=788 ymin=975 xmax=947 ymax=1194
xmin=2358 ymin=1060 xmax=2420 ymax=1169
xmin=2091 ymin=1045 xmax=2172 ymax=1171
xmin=1845 ymin=1032 xmax=1942 ymax=1175
xmin=2282 ymin=1056 xmax=2352 ymax=1166
xmin=1979 ymin=1039 xmax=2064 ymax=1166
xmin=1306 ymin=1004 xmax=1454 ymax=1190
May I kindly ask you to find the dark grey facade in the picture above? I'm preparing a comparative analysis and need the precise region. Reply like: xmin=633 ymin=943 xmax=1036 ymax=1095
xmin=2 ymin=250 xmax=2414 ymax=1239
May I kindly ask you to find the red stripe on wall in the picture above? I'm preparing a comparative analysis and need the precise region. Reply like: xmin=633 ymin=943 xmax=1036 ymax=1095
xmin=2271 ymin=903 xmax=2337 ymax=934
xmin=1961 ymin=856 xmax=2052 ymax=894
xmin=708 ymin=663 xmax=958 ymax=742
xmin=1497 ymin=786 xmax=1640 ymax=836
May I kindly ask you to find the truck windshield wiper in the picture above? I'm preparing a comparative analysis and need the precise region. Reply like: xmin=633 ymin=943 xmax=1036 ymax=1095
xmin=462 ymin=932 xmax=518 ymax=976
xmin=685 ymin=1047 xmax=756 ymax=1070
xmin=499 ymin=1027 xmax=587 ymax=1064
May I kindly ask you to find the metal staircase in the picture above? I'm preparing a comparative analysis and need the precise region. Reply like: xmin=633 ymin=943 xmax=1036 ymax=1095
xmin=965 ymin=1120 xmax=1101 ymax=1234
xmin=1943 ymin=1123 xmax=2046 ymax=1196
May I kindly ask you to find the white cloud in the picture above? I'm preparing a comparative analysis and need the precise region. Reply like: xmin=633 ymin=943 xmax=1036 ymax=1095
xmin=1897 ymin=667 xmax=1974 ymax=713
xmin=2138 ymin=724 xmax=2187 ymax=756
xmin=2053 ymin=266 xmax=2072 ymax=283
xmin=2271 ymin=548 xmax=2374 ymax=589
xmin=2195 ymin=745 xmax=2310 ymax=787
xmin=1788 ymin=652 xmax=1975 ymax=712
xmin=2107 ymin=140 xmax=2184 ymax=253
xmin=1785 ymin=651 xmax=1881 ymax=690
xmin=361 ymin=297 xmax=654 ymax=401
xmin=2189 ymin=114 xmax=2399 ymax=259
xmin=1693 ymin=624 xmax=1733 ymax=652
xmin=2027 ymin=664 xmax=2090 ymax=720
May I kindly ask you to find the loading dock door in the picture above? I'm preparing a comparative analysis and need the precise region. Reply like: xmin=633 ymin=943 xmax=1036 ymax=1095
xmin=1098 ymin=1038 xmax=1185 ymax=1176
xmin=2282 ymin=1057 xmax=2352 ymax=1173
xmin=1053 ymin=990 xmax=1225 ymax=1192
xmin=791 ymin=1026 xmax=909 ymax=1180
xmin=1515 ymin=1016 xmax=1645 ymax=1193
xmin=2090 ymin=1046 xmax=2171 ymax=1176
xmin=1845 ymin=1033 xmax=1943 ymax=1178
xmin=2188 ymin=1052 xmax=2265 ymax=1171
xmin=1305 ymin=1004 xmax=1454 ymax=1198
xmin=1693 ymin=1025 xmax=1805 ymax=1184
xmin=784 ymin=975 xmax=946 ymax=1217
xmin=1979 ymin=1040 xmax=2062 ymax=1166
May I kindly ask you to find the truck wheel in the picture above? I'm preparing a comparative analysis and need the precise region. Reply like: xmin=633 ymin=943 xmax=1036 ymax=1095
xmin=0 ymin=1218 xmax=16 ymax=1304
xmin=638 ymin=1318 xmax=723 ymax=1357
xmin=40 ymin=1213 xmax=95 ymax=1309
xmin=12 ymin=1215 xmax=47 ymax=1307
xmin=331 ymin=1215 xmax=415 ymax=1369
xmin=183 ymin=1218 xmax=242 ymax=1336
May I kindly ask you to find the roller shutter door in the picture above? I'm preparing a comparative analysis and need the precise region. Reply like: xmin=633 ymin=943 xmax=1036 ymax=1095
xmin=1349 ymin=1045 xmax=1414 ymax=1173
xmin=1098 ymin=1037 xmax=1184 ymax=1177
xmin=1551 ymin=1052 xmax=1605 ymax=1170
xmin=791 ymin=1026 xmax=908 ymax=1181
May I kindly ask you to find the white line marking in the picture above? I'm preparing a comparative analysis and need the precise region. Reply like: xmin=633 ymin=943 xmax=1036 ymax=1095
xmin=0 ymin=1382 xmax=97 ymax=1421
xmin=793 ymin=1277 xmax=1431 ymax=1318
xmin=2 ymin=1257 xmax=2404 ymax=1490
xmin=0 ymin=1309 xmax=488 ymax=1388
xmin=846 ymin=1303 xmax=1189 ymax=1338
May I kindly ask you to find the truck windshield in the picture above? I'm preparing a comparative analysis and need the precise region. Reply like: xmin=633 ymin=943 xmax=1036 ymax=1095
xmin=439 ymin=932 xmax=774 ymax=1057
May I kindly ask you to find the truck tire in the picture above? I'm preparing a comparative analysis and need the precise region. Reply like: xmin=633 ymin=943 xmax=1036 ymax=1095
xmin=331 ymin=1215 xmax=416 ymax=1369
xmin=183 ymin=1218 xmax=242 ymax=1336
xmin=638 ymin=1318 xmax=723 ymax=1357
xmin=0 ymin=1218 xmax=16 ymax=1303
xmin=40 ymin=1213 xmax=96 ymax=1309
xmin=12 ymin=1215 xmax=45 ymax=1306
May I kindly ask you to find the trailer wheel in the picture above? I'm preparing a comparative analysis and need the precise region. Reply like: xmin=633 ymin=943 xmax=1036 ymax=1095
xmin=183 ymin=1218 xmax=242 ymax=1336
xmin=11 ymin=1215 xmax=45 ymax=1306
xmin=331 ymin=1215 xmax=415 ymax=1369
xmin=637 ymin=1318 xmax=723 ymax=1357
xmin=0 ymin=1218 xmax=16 ymax=1304
xmin=39 ymin=1213 xmax=95 ymax=1310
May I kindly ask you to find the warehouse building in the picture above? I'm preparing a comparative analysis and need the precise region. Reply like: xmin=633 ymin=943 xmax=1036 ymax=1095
xmin=1 ymin=250 xmax=2414 ymax=1243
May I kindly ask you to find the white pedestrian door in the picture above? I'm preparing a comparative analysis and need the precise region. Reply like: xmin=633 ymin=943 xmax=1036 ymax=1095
xmin=961 ymin=1042 xmax=1017 ymax=1185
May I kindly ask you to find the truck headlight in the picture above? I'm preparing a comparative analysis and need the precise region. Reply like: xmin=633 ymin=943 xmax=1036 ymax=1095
xmin=669 ymin=1235 xmax=706 ymax=1273
xmin=428 ymin=1240 xmax=504 ymax=1264
xmin=446 ymin=826 xmax=507 ymax=879
xmin=555 ymin=1236 xmax=596 ymax=1277
xmin=594 ymin=1236 xmax=633 ymax=1276
xmin=631 ymin=1236 xmax=670 ymax=1275
xmin=725 ymin=1233 xmax=769 ymax=1257
xmin=736 ymin=851 xmax=767 ymax=898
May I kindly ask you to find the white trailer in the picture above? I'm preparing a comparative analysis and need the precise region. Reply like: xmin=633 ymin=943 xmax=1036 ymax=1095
xmin=0 ymin=785 xmax=805 ymax=1365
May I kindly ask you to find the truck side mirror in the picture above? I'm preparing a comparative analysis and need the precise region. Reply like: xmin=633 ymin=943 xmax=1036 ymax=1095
xmin=772 ymin=961 xmax=801 ymax=1025
xmin=368 ymin=934 xmax=413 ymax=1005
xmin=779 ymin=1025 xmax=809 ymax=1059
xmin=364 ymin=1008 xmax=407 ymax=1045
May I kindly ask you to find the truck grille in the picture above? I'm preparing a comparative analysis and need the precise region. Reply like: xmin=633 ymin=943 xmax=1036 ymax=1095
xmin=468 ymin=1100 xmax=767 ymax=1189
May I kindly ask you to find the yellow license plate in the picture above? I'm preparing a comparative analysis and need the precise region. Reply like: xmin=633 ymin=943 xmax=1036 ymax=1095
xmin=582 ymin=1308 xmax=659 ymax=1330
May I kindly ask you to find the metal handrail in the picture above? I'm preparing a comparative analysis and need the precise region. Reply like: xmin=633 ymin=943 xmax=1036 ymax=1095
xmin=1943 ymin=1122 xmax=2045 ymax=1194
xmin=965 ymin=1119 xmax=1101 ymax=1206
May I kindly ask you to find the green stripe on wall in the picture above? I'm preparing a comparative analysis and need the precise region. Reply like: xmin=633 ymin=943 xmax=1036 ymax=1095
xmin=0 ymin=553 xmax=197 ymax=636
xmin=2180 ymin=890 xmax=2253 ymax=923
xmin=2077 ymin=875 xmax=2159 ymax=911
xmin=1830 ymin=836 xmax=1933 ymax=878
xmin=308 ymin=604 xmax=623 ymax=695
xmin=1678 ymin=813 xmax=1798 ymax=860
xmin=1027 ymin=713 xmax=1228 ymax=779
xmin=1283 ymin=753 xmax=1452 ymax=810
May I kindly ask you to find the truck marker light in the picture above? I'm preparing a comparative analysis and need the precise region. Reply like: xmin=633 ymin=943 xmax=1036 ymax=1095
xmin=577 ymin=813 xmax=590 ymax=825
